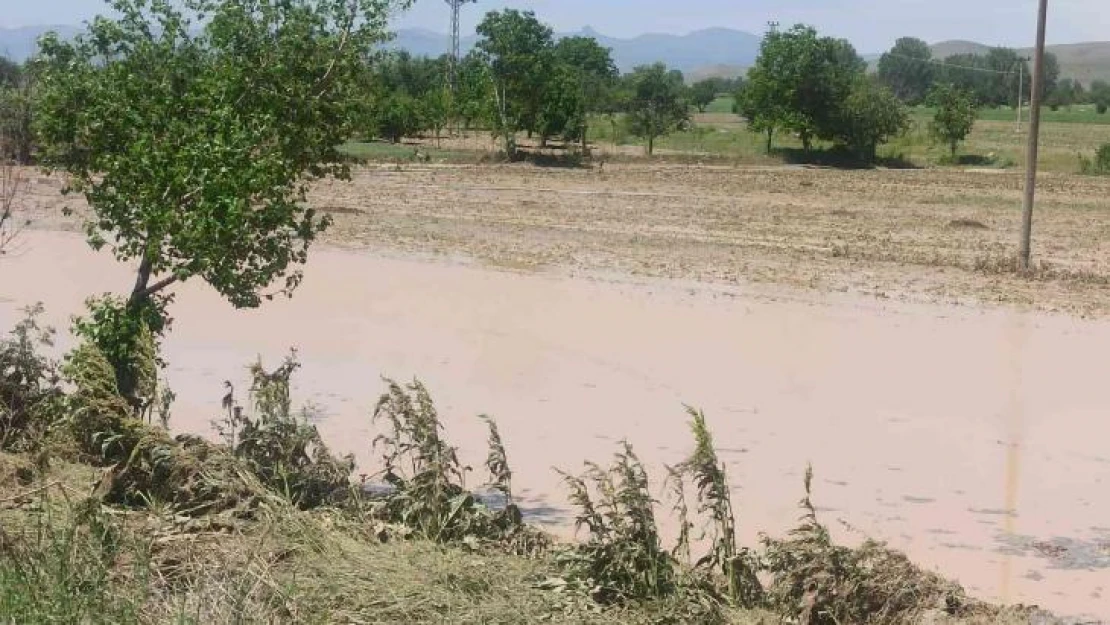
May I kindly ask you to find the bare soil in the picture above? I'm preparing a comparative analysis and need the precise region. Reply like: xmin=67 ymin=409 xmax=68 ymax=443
xmin=304 ymin=163 xmax=1110 ymax=316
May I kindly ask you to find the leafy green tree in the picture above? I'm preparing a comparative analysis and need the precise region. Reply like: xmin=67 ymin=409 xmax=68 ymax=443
xmin=927 ymin=83 xmax=978 ymax=157
xmin=877 ymin=37 xmax=935 ymax=104
xmin=0 ymin=59 xmax=35 ymax=164
xmin=737 ymin=56 xmax=787 ymax=153
xmin=536 ymin=63 xmax=584 ymax=146
xmin=35 ymin=0 xmax=408 ymax=324
xmin=422 ymin=88 xmax=451 ymax=145
xmin=744 ymin=24 xmax=864 ymax=152
xmin=454 ymin=51 xmax=495 ymax=129
xmin=364 ymin=51 xmax=451 ymax=142
xmin=374 ymin=92 xmax=424 ymax=143
xmin=553 ymin=36 xmax=618 ymax=151
xmin=833 ymin=78 xmax=909 ymax=162
xmin=1091 ymin=80 xmax=1110 ymax=114
xmin=937 ymin=53 xmax=992 ymax=102
xmin=624 ymin=63 xmax=688 ymax=156
xmin=1040 ymin=52 xmax=1060 ymax=101
xmin=475 ymin=9 xmax=554 ymax=156
xmin=689 ymin=79 xmax=719 ymax=113
xmin=0 ymin=57 xmax=19 ymax=88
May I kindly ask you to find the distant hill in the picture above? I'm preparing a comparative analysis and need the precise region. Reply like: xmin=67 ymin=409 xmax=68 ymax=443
xmin=0 ymin=25 xmax=81 ymax=61
xmin=1 ymin=23 xmax=761 ymax=80
xmin=387 ymin=26 xmax=762 ymax=78
xmin=928 ymin=40 xmax=1110 ymax=85
xmin=5 ymin=24 xmax=1108 ymax=87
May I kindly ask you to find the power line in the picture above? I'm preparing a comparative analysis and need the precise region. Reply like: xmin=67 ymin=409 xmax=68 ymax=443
xmin=880 ymin=51 xmax=1020 ymax=76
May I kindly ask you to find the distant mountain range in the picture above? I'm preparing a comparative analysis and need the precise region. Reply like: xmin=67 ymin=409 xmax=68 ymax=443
xmin=0 ymin=25 xmax=82 ymax=61
xmin=0 ymin=24 xmax=761 ymax=77
xmin=385 ymin=26 xmax=762 ymax=77
xmin=3 ymin=24 xmax=1109 ymax=85
xmin=929 ymin=40 xmax=1110 ymax=85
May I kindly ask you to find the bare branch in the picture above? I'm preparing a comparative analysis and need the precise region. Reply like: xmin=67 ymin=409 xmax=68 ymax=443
xmin=0 ymin=160 xmax=27 ymax=257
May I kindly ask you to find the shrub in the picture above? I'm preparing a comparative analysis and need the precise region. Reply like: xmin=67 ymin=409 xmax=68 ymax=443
xmin=1079 ymin=143 xmax=1110 ymax=175
xmin=367 ymin=379 xmax=540 ymax=551
xmin=556 ymin=442 xmax=678 ymax=604
xmin=71 ymin=295 xmax=171 ymax=418
xmin=0 ymin=304 xmax=63 ymax=452
xmin=761 ymin=466 xmax=968 ymax=624
xmin=927 ymin=84 xmax=977 ymax=157
xmin=672 ymin=408 xmax=763 ymax=608
xmin=217 ymin=352 xmax=355 ymax=510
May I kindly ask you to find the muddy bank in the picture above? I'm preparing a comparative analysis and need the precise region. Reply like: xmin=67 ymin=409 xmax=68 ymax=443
xmin=1 ymin=230 xmax=1108 ymax=621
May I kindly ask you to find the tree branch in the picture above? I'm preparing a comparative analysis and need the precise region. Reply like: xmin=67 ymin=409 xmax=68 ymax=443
xmin=133 ymin=274 xmax=179 ymax=302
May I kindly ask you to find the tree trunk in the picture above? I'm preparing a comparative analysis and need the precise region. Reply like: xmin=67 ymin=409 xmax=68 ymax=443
xmin=581 ymin=122 xmax=588 ymax=155
xmin=765 ymin=128 xmax=774 ymax=154
xmin=647 ymin=134 xmax=654 ymax=156
xmin=801 ymin=129 xmax=812 ymax=153
xmin=130 ymin=255 xmax=154 ymax=306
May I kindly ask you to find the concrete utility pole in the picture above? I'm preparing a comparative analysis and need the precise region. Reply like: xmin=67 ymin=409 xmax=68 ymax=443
xmin=1019 ymin=0 xmax=1048 ymax=270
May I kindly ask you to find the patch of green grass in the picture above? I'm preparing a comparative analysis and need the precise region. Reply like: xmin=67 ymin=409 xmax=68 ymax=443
xmin=704 ymin=95 xmax=737 ymax=114
xmin=340 ymin=140 xmax=478 ymax=163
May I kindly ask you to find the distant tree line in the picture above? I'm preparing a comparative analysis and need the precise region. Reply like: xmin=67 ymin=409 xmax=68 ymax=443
xmin=876 ymin=36 xmax=1110 ymax=112
xmin=360 ymin=9 xmax=730 ymax=157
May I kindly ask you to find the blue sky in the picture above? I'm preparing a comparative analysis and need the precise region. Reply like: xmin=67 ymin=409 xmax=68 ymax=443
xmin=1 ymin=0 xmax=1106 ymax=52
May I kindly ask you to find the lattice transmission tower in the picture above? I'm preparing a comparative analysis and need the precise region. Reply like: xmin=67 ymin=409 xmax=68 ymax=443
xmin=445 ymin=0 xmax=476 ymax=92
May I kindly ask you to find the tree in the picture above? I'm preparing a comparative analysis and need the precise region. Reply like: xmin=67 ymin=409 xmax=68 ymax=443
xmin=1048 ymin=77 xmax=1084 ymax=109
xmin=1040 ymin=52 xmax=1060 ymax=102
xmin=553 ymin=36 xmax=617 ymax=151
xmin=0 ymin=60 xmax=35 ymax=165
xmin=0 ymin=57 xmax=19 ymax=89
xmin=743 ymin=24 xmax=864 ymax=152
xmin=454 ymin=51 xmax=495 ymax=130
xmin=1091 ymin=80 xmax=1110 ymax=114
xmin=475 ymin=9 xmax=554 ymax=156
xmin=624 ymin=63 xmax=688 ymax=156
xmin=737 ymin=49 xmax=788 ymax=153
xmin=535 ymin=63 xmax=584 ymax=146
xmin=364 ymin=51 xmax=449 ymax=143
xmin=877 ymin=37 xmax=935 ymax=105
xmin=927 ymin=83 xmax=978 ymax=157
xmin=374 ymin=92 xmax=424 ymax=143
xmin=833 ymin=78 xmax=909 ymax=162
xmin=689 ymin=79 xmax=719 ymax=113
xmin=937 ymin=53 xmax=991 ymax=102
xmin=34 ymin=0 xmax=409 ymax=394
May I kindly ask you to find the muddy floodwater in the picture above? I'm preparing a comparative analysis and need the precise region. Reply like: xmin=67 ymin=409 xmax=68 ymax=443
xmin=2 ymin=230 xmax=1109 ymax=621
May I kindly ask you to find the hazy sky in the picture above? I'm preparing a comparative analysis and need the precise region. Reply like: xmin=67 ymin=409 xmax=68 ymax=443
xmin=1 ymin=0 xmax=1106 ymax=52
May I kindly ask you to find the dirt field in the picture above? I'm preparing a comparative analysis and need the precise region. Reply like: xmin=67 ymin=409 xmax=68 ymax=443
xmin=5 ymin=163 xmax=1110 ymax=621
xmin=305 ymin=163 xmax=1110 ymax=316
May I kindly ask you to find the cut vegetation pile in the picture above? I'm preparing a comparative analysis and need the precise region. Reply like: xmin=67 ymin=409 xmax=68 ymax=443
xmin=0 ymin=308 xmax=1061 ymax=624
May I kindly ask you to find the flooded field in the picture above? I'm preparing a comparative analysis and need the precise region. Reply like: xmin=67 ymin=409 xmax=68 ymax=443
xmin=2 ymin=228 xmax=1108 ymax=621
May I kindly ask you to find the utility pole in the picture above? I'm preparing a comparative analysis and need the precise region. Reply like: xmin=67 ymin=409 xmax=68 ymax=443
xmin=1019 ymin=0 xmax=1048 ymax=270
xmin=1015 ymin=62 xmax=1023 ymax=133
